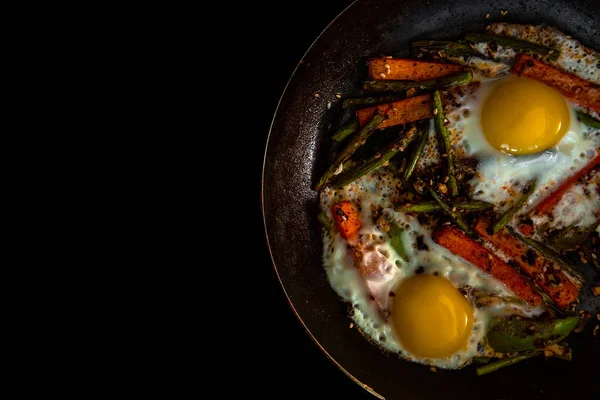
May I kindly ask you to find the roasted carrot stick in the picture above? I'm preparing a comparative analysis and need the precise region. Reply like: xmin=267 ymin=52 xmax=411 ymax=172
xmin=331 ymin=201 xmax=362 ymax=240
xmin=474 ymin=218 xmax=581 ymax=310
xmin=534 ymin=153 xmax=600 ymax=216
xmin=432 ymin=225 xmax=543 ymax=306
xmin=368 ymin=57 xmax=463 ymax=81
xmin=512 ymin=54 xmax=600 ymax=114
xmin=356 ymin=94 xmax=432 ymax=129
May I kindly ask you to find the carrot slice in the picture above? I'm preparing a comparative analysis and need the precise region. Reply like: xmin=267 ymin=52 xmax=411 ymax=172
xmin=474 ymin=218 xmax=580 ymax=310
xmin=331 ymin=201 xmax=362 ymax=240
xmin=432 ymin=225 xmax=543 ymax=306
xmin=512 ymin=54 xmax=600 ymax=113
xmin=356 ymin=94 xmax=432 ymax=129
xmin=368 ymin=57 xmax=462 ymax=81
xmin=534 ymin=153 xmax=600 ymax=216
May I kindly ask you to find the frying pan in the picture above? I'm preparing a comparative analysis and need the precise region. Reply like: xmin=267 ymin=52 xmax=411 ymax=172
xmin=261 ymin=0 xmax=600 ymax=398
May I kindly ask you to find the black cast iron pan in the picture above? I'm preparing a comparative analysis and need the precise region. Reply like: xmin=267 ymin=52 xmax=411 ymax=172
xmin=262 ymin=1 xmax=600 ymax=398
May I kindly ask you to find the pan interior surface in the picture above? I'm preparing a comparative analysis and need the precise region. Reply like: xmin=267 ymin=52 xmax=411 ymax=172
xmin=262 ymin=0 xmax=600 ymax=398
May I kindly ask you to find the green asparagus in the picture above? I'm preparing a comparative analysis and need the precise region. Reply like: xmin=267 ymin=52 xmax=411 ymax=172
xmin=363 ymin=71 xmax=473 ymax=93
xmin=464 ymin=33 xmax=559 ymax=61
xmin=491 ymin=179 xmax=537 ymax=233
xmin=316 ymin=113 xmax=385 ymax=191
xmin=432 ymin=90 xmax=458 ymax=196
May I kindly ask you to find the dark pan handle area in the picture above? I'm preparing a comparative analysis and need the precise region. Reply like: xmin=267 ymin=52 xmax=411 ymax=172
xmin=262 ymin=0 xmax=599 ymax=398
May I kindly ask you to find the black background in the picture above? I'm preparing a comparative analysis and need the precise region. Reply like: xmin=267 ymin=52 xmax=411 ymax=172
xmin=252 ymin=0 xmax=375 ymax=397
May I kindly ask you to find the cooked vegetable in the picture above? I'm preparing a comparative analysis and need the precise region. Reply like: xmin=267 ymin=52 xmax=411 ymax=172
xmin=367 ymin=57 xmax=463 ymax=81
xmin=464 ymin=32 xmax=559 ymax=61
xmin=491 ymin=179 xmax=537 ymax=233
xmin=547 ymin=223 xmax=599 ymax=251
xmin=318 ymin=211 xmax=332 ymax=230
xmin=487 ymin=316 xmax=580 ymax=353
xmin=403 ymin=124 xmax=429 ymax=181
xmin=331 ymin=124 xmax=422 ymax=188
xmin=432 ymin=90 xmax=458 ymax=196
xmin=429 ymin=189 xmax=474 ymax=236
xmin=316 ymin=113 xmax=386 ymax=191
xmin=512 ymin=54 xmax=600 ymax=113
xmin=475 ymin=351 xmax=542 ymax=376
xmin=331 ymin=201 xmax=362 ymax=240
xmin=396 ymin=200 xmax=494 ymax=213
xmin=356 ymin=94 xmax=432 ymax=129
xmin=576 ymin=110 xmax=600 ymax=128
xmin=363 ymin=71 xmax=473 ymax=93
xmin=432 ymin=225 xmax=544 ymax=306
xmin=388 ymin=222 xmax=408 ymax=262
xmin=332 ymin=119 xmax=359 ymax=142
xmin=505 ymin=225 xmax=586 ymax=285
xmin=410 ymin=40 xmax=482 ymax=59
xmin=475 ymin=218 xmax=582 ymax=309
xmin=533 ymin=153 xmax=600 ymax=216
xmin=342 ymin=94 xmax=408 ymax=109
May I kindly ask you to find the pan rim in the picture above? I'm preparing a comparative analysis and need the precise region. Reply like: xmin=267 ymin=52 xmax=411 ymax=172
xmin=260 ymin=0 xmax=384 ymax=398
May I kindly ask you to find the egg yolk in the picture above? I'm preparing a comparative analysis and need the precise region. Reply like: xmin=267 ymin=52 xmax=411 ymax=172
xmin=481 ymin=76 xmax=570 ymax=155
xmin=392 ymin=275 xmax=473 ymax=359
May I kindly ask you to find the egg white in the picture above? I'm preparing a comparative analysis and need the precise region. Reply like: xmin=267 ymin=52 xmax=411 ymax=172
xmin=320 ymin=167 xmax=544 ymax=369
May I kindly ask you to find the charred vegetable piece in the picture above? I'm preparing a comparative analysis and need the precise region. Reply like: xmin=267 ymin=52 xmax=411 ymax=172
xmin=475 ymin=218 xmax=582 ymax=310
xmin=576 ymin=110 xmax=600 ymax=128
xmin=316 ymin=113 xmax=385 ymax=191
xmin=433 ymin=225 xmax=544 ymax=306
xmin=410 ymin=40 xmax=482 ymax=58
xmin=486 ymin=316 xmax=580 ymax=353
xmin=331 ymin=124 xmax=422 ymax=189
xmin=491 ymin=179 xmax=537 ymax=233
xmin=506 ymin=225 xmax=586 ymax=285
xmin=512 ymin=54 xmax=600 ymax=114
xmin=464 ymin=32 xmax=559 ymax=61
xmin=388 ymin=222 xmax=408 ymax=263
xmin=363 ymin=71 xmax=473 ymax=93
xmin=331 ymin=201 xmax=362 ymax=240
xmin=547 ymin=223 xmax=599 ymax=251
xmin=342 ymin=94 xmax=408 ymax=109
xmin=367 ymin=57 xmax=463 ymax=81
xmin=403 ymin=123 xmax=429 ymax=182
xmin=356 ymin=94 xmax=432 ymax=130
xmin=331 ymin=119 xmax=359 ymax=142
xmin=396 ymin=200 xmax=494 ymax=213
xmin=432 ymin=90 xmax=458 ymax=196
xmin=475 ymin=351 xmax=542 ymax=376
xmin=429 ymin=189 xmax=474 ymax=236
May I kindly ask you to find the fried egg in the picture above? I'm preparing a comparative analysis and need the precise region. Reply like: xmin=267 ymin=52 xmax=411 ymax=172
xmin=319 ymin=23 xmax=599 ymax=370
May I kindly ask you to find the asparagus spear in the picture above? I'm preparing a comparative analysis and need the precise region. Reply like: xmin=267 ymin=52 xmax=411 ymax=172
xmin=403 ymin=123 xmax=430 ymax=182
xmin=331 ymin=124 xmax=422 ymax=189
xmin=491 ymin=179 xmax=537 ymax=233
xmin=396 ymin=200 xmax=494 ymax=213
xmin=576 ymin=110 xmax=600 ymax=129
xmin=506 ymin=226 xmax=586 ymax=284
xmin=331 ymin=119 xmax=359 ymax=142
xmin=464 ymin=33 xmax=559 ymax=61
xmin=429 ymin=188 xmax=475 ymax=236
xmin=388 ymin=222 xmax=409 ymax=263
xmin=432 ymin=90 xmax=458 ymax=196
xmin=342 ymin=94 xmax=408 ymax=109
xmin=475 ymin=351 xmax=542 ymax=376
xmin=486 ymin=316 xmax=580 ymax=353
xmin=363 ymin=71 xmax=473 ymax=93
xmin=316 ymin=113 xmax=385 ymax=191
xmin=410 ymin=40 xmax=482 ymax=58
